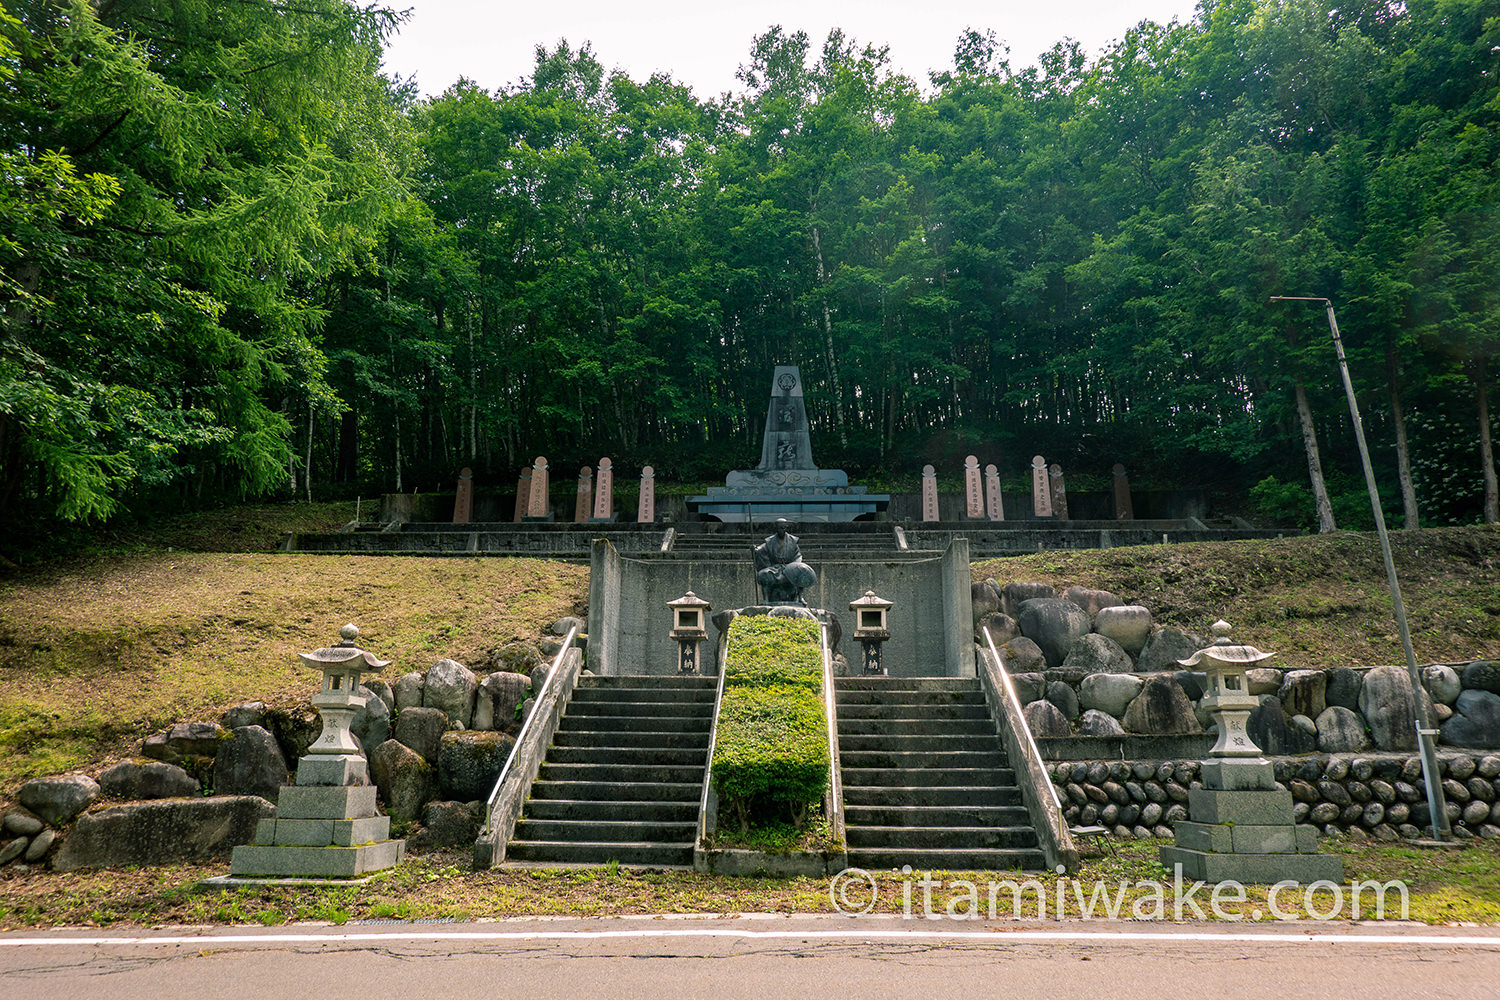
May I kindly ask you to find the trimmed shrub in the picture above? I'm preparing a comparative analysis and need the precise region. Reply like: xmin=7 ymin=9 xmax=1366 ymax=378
xmin=712 ymin=616 xmax=828 ymax=831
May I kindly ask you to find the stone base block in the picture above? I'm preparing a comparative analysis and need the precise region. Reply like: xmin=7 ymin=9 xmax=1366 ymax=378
xmin=1201 ymin=759 xmax=1275 ymax=791
xmin=1159 ymin=845 xmax=1342 ymax=884
xmin=1188 ymin=787 xmax=1293 ymax=825
xmin=230 ymin=839 xmax=405 ymax=878
xmin=254 ymin=815 xmax=391 ymax=847
xmin=295 ymin=755 xmax=370 ymax=787
xmin=274 ymin=783 xmax=377 ymax=820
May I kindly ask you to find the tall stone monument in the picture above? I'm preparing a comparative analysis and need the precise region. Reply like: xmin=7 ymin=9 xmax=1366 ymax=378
xmin=689 ymin=366 xmax=887 ymax=522
xmin=637 ymin=466 xmax=656 ymax=523
xmin=452 ymin=467 xmax=474 ymax=524
xmin=920 ymin=465 xmax=939 ymax=521
xmin=512 ymin=467 xmax=531 ymax=522
xmin=1048 ymin=463 xmax=1070 ymax=520
xmin=1031 ymin=456 xmax=1052 ymax=518
xmin=574 ymin=466 xmax=593 ymax=523
xmin=984 ymin=463 xmax=1005 ymax=521
xmin=525 ymin=456 xmax=550 ymax=520
xmin=1113 ymin=463 xmax=1135 ymax=520
xmin=963 ymin=455 xmax=984 ymax=519
xmin=593 ymin=457 xmax=614 ymax=521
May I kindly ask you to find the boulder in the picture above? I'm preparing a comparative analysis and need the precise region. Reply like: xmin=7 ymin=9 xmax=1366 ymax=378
xmin=410 ymin=800 xmax=485 ymax=851
xmin=1121 ymin=676 xmax=1201 ymax=735
xmin=529 ymin=662 xmax=555 ymax=693
xmin=1440 ymin=690 xmax=1500 ymax=750
xmin=18 ymin=774 xmax=101 ymax=827
xmin=3 ymin=808 xmax=44 ymax=836
xmin=1064 ymin=586 xmax=1122 ymax=616
xmin=1136 ymin=627 xmax=1207 ymax=674
xmin=1359 ymin=664 xmax=1435 ymax=751
xmin=978 ymin=612 xmax=1020 ymax=645
xmin=1423 ymin=664 xmax=1462 ymax=705
xmin=1024 ymin=699 xmax=1072 ymax=738
xmin=212 ymin=726 xmax=288 ymax=801
xmin=1046 ymin=680 xmax=1080 ymax=721
xmin=1079 ymin=710 xmax=1125 ymax=737
xmin=1062 ymin=633 xmax=1133 ymax=674
xmin=1001 ymin=581 xmax=1056 ymax=618
xmin=0 ymin=837 xmax=26 ymax=865
xmin=1092 ymin=605 xmax=1152 ymax=656
xmin=1016 ymin=598 xmax=1093 ymax=668
xmin=352 ymin=688 xmax=392 ymax=759
xmin=264 ymin=705 xmax=321 ymax=764
xmin=1078 ymin=673 xmax=1144 ymax=717
xmin=1461 ymin=661 xmax=1500 ymax=694
xmin=52 ymin=796 xmax=273 ymax=872
xmin=971 ymin=581 xmax=1002 ymax=623
xmin=1172 ymin=671 xmax=1208 ymax=702
xmin=24 ymin=828 xmax=56 ymax=862
xmin=141 ymin=722 xmax=226 ymax=764
xmin=491 ymin=642 xmax=543 ymax=675
xmin=221 ymin=702 xmax=267 ymax=730
xmin=99 ymin=760 xmax=200 ymax=800
xmin=423 ymin=659 xmax=479 ymax=729
xmin=1324 ymin=667 xmax=1362 ymax=710
xmin=370 ymin=739 xmax=433 ymax=822
xmin=999 ymin=637 xmax=1046 ymax=675
xmin=394 ymin=707 xmax=448 ymax=762
xmin=474 ymin=672 xmax=531 ymax=733
xmin=549 ymin=616 xmax=585 ymax=637
xmin=1246 ymin=668 xmax=1283 ymax=696
xmin=1010 ymin=672 xmax=1047 ymax=706
xmin=436 ymin=730 xmax=516 ymax=801
xmin=394 ymin=671 xmax=425 ymax=712
xmin=1248 ymin=695 xmax=1317 ymax=755
xmin=1278 ymin=670 xmax=1328 ymax=721
xmin=539 ymin=638 xmax=562 ymax=656
xmin=363 ymin=679 xmax=396 ymax=715
xmin=1316 ymin=706 xmax=1372 ymax=754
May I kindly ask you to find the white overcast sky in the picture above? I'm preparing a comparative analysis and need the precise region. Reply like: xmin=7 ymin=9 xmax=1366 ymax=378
xmin=381 ymin=1 xmax=1205 ymax=99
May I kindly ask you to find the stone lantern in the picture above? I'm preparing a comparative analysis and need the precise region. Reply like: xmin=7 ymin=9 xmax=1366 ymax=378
xmin=299 ymin=623 xmax=385 ymax=782
xmin=1178 ymin=619 xmax=1272 ymax=759
xmin=849 ymin=590 xmax=893 ymax=676
xmin=667 ymin=591 xmax=710 ymax=674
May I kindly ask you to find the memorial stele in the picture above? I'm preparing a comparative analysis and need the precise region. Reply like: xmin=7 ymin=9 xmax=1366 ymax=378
xmin=689 ymin=365 xmax=888 ymax=522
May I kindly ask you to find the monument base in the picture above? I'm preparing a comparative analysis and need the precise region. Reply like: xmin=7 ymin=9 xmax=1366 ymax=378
xmin=230 ymin=761 xmax=405 ymax=878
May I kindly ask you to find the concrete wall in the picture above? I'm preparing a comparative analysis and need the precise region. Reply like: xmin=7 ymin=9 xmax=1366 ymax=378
xmin=587 ymin=538 xmax=974 ymax=678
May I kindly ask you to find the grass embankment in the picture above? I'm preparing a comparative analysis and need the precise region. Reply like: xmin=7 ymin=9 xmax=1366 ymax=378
xmin=0 ymin=553 xmax=588 ymax=788
xmin=974 ymin=525 xmax=1500 ymax=669
xmin=1 ymin=839 xmax=1497 ymax=928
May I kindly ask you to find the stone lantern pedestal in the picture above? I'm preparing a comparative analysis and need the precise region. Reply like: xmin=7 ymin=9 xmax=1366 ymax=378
xmin=230 ymin=625 xmax=406 ymax=878
xmin=1159 ymin=622 xmax=1341 ymax=884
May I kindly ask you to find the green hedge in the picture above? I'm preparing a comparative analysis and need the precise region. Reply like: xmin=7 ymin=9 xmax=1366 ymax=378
xmin=712 ymin=616 xmax=828 ymax=830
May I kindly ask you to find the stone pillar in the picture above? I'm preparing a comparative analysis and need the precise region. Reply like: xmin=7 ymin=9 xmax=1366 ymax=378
xmin=984 ymin=463 xmax=1004 ymax=521
xmin=526 ymin=456 xmax=550 ymax=520
xmin=1048 ymin=463 xmax=1070 ymax=520
xmin=1031 ymin=456 xmax=1052 ymax=518
xmin=637 ymin=466 xmax=656 ymax=523
xmin=512 ymin=468 xmax=532 ymax=523
xmin=592 ymin=457 xmax=614 ymax=521
xmin=574 ymin=466 xmax=593 ymax=523
xmin=921 ymin=464 xmax=939 ymax=522
xmin=1113 ymin=463 xmax=1134 ymax=520
xmin=963 ymin=455 xmax=984 ymax=519
xmin=452 ymin=467 xmax=474 ymax=524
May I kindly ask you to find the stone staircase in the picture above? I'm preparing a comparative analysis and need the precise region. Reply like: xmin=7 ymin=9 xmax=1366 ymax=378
xmin=507 ymin=674 xmax=715 ymax=867
xmin=836 ymin=676 xmax=1045 ymax=871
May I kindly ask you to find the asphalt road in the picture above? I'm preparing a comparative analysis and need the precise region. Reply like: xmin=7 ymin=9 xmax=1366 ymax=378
xmin=3 ymin=916 xmax=1498 ymax=1000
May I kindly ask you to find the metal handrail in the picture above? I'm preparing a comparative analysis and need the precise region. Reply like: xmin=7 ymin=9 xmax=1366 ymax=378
xmin=983 ymin=626 xmax=1063 ymax=813
xmin=480 ymin=623 xmax=579 ymax=830
xmin=696 ymin=631 xmax=729 ymax=844
xmin=820 ymin=622 xmax=845 ymax=844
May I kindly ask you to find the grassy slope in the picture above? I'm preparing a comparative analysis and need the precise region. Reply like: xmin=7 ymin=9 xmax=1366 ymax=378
xmin=974 ymin=525 xmax=1500 ymax=668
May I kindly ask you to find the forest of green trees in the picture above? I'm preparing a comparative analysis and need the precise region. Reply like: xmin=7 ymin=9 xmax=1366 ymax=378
xmin=1 ymin=0 xmax=1497 ymax=547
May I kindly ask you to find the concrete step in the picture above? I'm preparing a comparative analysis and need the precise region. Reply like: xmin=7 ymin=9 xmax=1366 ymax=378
xmin=570 ymin=686 xmax=716 ymax=705
xmin=550 ymin=729 xmax=710 ymax=750
xmin=838 ymin=733 xmax=998 ymax=753
xmin=835 ymin=678 xmax=980 ymax=692
xmin=841 ymin=767 xmax=1016 ymax=788
xmin=844 ymin=825 xmax=1040 ymax=850
xmin=577 ymin=675 xmax=717 ymax=690
xmin=524 ymin=799 xmax=700 ymax=823
xmin=836 ymin=717 xmax=996 ymax=737
xmin=844 ymin=804 xmax=1032 ymax=827
xmin=847 ymin=847 xmax=1046 ymax=872
xmin=839 ymin=750 xmax=1008 ymax=770
xmin=545 ymin=745 xmax=707 ymax=767
xmin=538 ymin=762 xmax=705 ymax=784
xmin=566 ymin=699 xmax=715 ymax=718
xmin=834 ymin=689 xmax=986 ymax=707
xmin=506 ymin=840 xmax=695 ymax=867
xmin=841 ymin=785 xmax=1024 ymax=808
xmin=554 ymin=714 xmax=711 ymax=734
xmin=835 ymin=703 xmax=991 ymax=721
xmin=527 ymin=780 xmax=703 ymax=803
xmin=513 ymin=818 xmax=698 ymax=843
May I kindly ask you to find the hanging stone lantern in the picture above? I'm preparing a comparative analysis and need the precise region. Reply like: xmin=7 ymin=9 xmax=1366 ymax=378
xmin=667 ymin=591 xmax=710 ymax=674
xmin=849 ymin=590 xmax=893 ymax=676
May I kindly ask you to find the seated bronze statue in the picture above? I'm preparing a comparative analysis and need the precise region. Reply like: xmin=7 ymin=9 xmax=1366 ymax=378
xmin=753 ymin=519 xmax=817 ymax=605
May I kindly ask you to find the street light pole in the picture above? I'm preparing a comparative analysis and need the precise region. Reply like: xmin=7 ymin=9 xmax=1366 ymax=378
xmin=1271 ymin=295 xmax=1451 ymax=840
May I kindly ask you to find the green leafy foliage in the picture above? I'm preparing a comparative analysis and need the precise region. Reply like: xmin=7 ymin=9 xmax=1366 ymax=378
xmin=712 ymin=616 xmax=828 ymax=831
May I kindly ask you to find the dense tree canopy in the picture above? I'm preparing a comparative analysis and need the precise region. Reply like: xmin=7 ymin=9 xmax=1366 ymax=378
xmin=3 ymin=0 xmax=1498 ymax=546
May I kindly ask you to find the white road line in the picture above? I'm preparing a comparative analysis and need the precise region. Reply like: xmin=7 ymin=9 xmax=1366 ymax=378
xmin=2 ymin=927 xmax=1499 ymax=948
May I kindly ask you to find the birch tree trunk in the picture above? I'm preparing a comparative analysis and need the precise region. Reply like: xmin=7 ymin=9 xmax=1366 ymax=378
xmin=1477 ymin=361 xmax=1499 ymax=524
xmin=1386 ymin=346 xmax=1420 ymax=529
xmin=811 ymin=223 xmax=847 ymax=447
xmin=1295 ymin=379 xmax=1337 ymax=532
